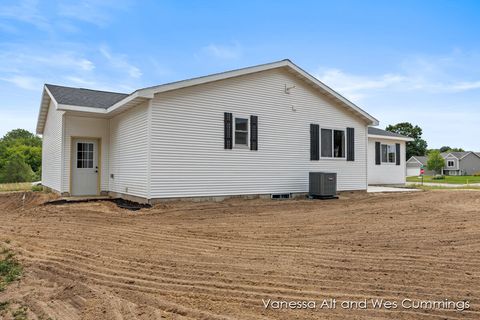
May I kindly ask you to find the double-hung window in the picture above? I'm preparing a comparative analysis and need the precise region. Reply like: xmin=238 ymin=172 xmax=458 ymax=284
xmin=381 ymin=144 xmax=396 ymax=163
xmin=447 ymin=160 xmax=455 ymax=167
xmin=321 ymin=128 xmax=345 ymax=158
xmin=234 ymin=117 xmax=248 ymax=147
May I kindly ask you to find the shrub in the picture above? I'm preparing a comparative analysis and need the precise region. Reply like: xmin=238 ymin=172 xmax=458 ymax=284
xmin=31 ymin=185 xmax=43 ymax=192
xmin=0 ymin=154 xmax=33 ymax=183
xmin=432 ymin=174 xmax=445 ymax=180
xmin=473 ymin=171 xmax=480 ymax=176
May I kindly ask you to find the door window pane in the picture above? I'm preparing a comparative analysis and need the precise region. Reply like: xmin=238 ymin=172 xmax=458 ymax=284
xmin=77 ymin=143 xmax=94 ymax=168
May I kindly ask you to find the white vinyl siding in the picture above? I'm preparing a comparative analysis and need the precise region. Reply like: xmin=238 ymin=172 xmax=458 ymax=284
xmin=368 ymin=138 xmax=406 ymax=184
xmin=41 ymin=101 xmax=64 ymax=192
xmin=62 ymin=116 xmax=109 ymax=193
xmin=148 ymin=68 xmax=368 ymax=198
xmin=108 ymin=102 xmax=149 ymax=198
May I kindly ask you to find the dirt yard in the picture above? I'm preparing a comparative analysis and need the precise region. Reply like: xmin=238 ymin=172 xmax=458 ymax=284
xmin=0 ymin=190 xmax=479 ymax=320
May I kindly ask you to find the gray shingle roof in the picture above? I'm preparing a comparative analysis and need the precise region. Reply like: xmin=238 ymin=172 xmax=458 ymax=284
xmin=45 ymin=84 xmax=128 ymax=109
xmin=368 ymin=127 xmax=410 ymax=139
xmin=441 ymin=151 xmax=471 ymax=159
xmin=410 ymin=156 xmax=427 ymax=164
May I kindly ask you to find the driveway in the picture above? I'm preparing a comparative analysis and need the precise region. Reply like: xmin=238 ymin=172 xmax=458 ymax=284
xmin=367 ymin=185 xmax=420 ymax=193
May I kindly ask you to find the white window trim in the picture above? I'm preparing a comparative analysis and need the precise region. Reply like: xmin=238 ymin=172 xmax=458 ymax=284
xmin=380 ymin=143 xmax=396 ymax=164
xmin=234 ymin=115 xmax=249 ymax=149
xmin=447 ymin=160 xmax=455 ymax=168
xmin=320 ymin=127 xmax=346 ymax=160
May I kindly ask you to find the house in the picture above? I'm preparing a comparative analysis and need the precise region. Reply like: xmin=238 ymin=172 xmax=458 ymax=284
xmin=367 ymin=127 xmax=413 ymax=185
xmin=37 ymin=59 xmax=383 ymax=203
xmin=407 ymin=152 xmax=480 ymax=176
xmin=405 ymin=156 xmax=434 ymax=176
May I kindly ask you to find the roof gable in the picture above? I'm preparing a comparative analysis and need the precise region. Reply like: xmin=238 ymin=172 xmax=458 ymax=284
xmin=36 ymin=59 xmax=379 ymax=134
xmin=45 ymin=84 xmax=128 ymax=109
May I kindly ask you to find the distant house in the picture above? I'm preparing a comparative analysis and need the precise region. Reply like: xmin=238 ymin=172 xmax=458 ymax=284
xmin=367 ymin=127 xmax=413 ymax=185
xmin=406 ymin=152 xmax=480 ymax=176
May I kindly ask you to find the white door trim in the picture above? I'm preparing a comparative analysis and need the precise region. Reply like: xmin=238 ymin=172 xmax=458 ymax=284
xmin=71 ymin=137 xmax=101 ymax=196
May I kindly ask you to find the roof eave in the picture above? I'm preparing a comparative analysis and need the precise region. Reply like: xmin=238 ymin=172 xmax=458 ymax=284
xmin=36 ymin=85 xmax=58 ymax=135
xmin=368 ymin=134 xmax=414 ymax=142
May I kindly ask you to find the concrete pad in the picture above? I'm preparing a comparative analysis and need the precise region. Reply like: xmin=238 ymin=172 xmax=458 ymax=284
xmin=367 ymin=186 xmax=420 ymax=193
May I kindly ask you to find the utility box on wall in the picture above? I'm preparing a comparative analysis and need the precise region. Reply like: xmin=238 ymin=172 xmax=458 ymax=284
xmin=309 ymin=172 xmax=337 ymax=199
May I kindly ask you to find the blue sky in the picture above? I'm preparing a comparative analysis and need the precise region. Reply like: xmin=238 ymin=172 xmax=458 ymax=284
xmin=1 ymin=0 xmax=480 ymax=149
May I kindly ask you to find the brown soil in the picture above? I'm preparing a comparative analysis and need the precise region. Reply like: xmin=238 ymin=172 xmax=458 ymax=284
xmin=0 ymin=190 xmax=479 ymax=319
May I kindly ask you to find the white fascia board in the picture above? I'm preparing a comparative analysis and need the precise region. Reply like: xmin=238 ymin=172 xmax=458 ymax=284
xmin=368 ymin=134 xmax=414 ymax=142
xmin=134 ymin=59 xmax=379 ymax=126
xmin=285 ymin=62 xmax=379 ymax=126
xmin=407 ymin=157 xmax=423 ymax=165
xmin=444 ymin=153 xmax=459 ymax=159
xmin=57 ymin=104 xmax=108 ymax=114
xmin=106 ymin=91 xmax=154 ymax=113
xmin=137 ymin=60 xmax=290 ymax=98
xmin=36 ymin=85 xmax=59 ymax=134
xmin=459 ymin=152 xmax=474 ymax=160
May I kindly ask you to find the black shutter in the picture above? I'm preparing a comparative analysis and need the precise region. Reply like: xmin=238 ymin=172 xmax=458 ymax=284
xmin=310 ymin=124 xmax=319 ymax=160
xmin=395 ymin=143 xmax=401 ymax=165
xmin=375 ymin=142 xmax=381 ymax=165
xmin=250 ymin=115 xmax=258 ymax=151
xmin=346 ymin=127 xmax=355 ymax=161
xmin=224 ymin=112 xmax=232 ymax=149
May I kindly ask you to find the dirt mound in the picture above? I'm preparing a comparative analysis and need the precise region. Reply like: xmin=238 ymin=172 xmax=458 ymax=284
xmin=0 ymin=192 xmax=56 ymax=212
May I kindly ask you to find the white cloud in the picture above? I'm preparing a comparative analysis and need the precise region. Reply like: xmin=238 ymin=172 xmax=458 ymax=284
xmin=57 ymin=0 xmax=131 ymax=27
xmin=0 ymin=75 xmax=41 ymax=90
xmin=0 ymin=0 xmax=51 ymax=31
xmin=314 ymin=52 xmax=480 ymax=102
xmin=201 ymin=42 xmax=242 ymax=60
xmin=99 ymin=45 xmax=142 ymax=78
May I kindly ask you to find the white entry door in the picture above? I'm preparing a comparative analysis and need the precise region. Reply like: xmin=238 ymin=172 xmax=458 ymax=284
xmin=72 ymin=139 xmax=99 ymax=196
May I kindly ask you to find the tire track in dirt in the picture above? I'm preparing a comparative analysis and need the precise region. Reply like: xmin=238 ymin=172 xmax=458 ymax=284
xmin=1 ymin=191 xmax=479 ymax=319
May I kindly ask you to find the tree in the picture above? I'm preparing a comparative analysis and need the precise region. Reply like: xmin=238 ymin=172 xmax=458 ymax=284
xmin=386 ymin=122 xmax=427 ymax=159
xmin=427 ymin=150 xmax=445 ymax=175
xmin=438 ymin=146 xmax=465 ymax=153
xmin=439 ymin=146 xmax=451 ymax=153
xmin=0 ymin=129 xmax=42 ymax=183
xmin=0 ymin=154 xmax=34 ymax=183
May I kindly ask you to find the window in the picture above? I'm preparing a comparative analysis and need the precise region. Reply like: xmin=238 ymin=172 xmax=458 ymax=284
xmin=321 ymin=128 xmax=345 ymax=158
xmin=77 ymin=143 xmax=94 ymax=168
xmin=381 ymin=144 xmax=396 ymax=163
xmin=447 ymin=160 xmax=455 ymax=167
xmin=235 ymin=117 xmax=248 ymax=146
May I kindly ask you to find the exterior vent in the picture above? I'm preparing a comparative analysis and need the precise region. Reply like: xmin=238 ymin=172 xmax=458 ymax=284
xmin=271 ymin=193 xmax=291 ymax=200
xmin=309 ymin=172 xmax=338 ymax=199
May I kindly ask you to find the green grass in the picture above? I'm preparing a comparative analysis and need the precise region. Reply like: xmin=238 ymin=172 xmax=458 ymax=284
xmin=0 ymin=182 xmax=43 ymax=193
xmin=407 ymin=175 xmax=480 ymax=184
xmin=408 ymin=184 xmax=480 ymax=190
xmin=12 ymin=306 xmax=28 ymax=320
xmin=0 ymin=248 xmax=23 ymax=292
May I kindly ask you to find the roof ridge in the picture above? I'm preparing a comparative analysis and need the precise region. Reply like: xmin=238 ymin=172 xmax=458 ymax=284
xmin=135 ymin=59 xmax=289 ymax=92
xmin=45 ymin=83 xmax=129 ymax=95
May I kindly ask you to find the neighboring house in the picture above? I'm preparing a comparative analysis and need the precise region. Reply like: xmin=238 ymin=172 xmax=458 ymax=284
xmin=406 ymin=156 xmax=435 ymax=176
xmin=37 ymin=59 xmax=382 ymax=203
xmin=441 ymin=152 xmax=480 ymax=175
xmin=406 ymin=152 xmax=480 ymax=176
xmin=367 ymin=127 xmax=413 ymax=185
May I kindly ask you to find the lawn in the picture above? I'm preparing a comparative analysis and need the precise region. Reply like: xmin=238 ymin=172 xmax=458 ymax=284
xmin=407 ymin=175 xmax=480 ymax=184
xmin=0 ymin=182 xmax=43 ymax=193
